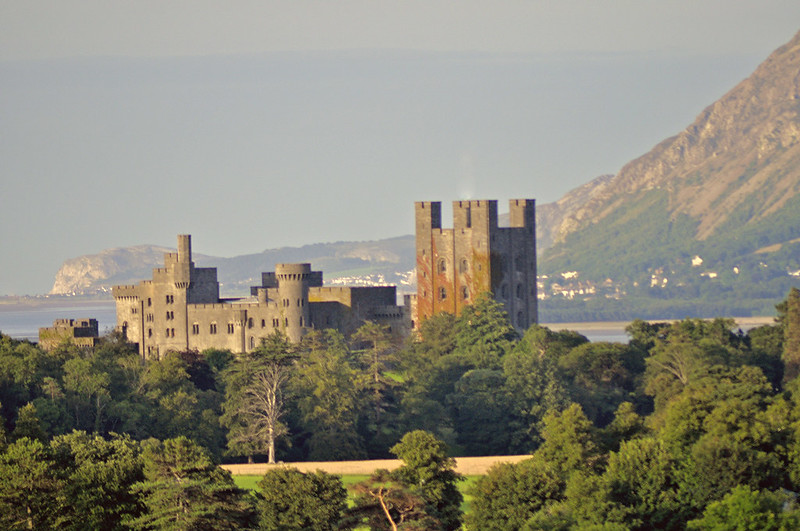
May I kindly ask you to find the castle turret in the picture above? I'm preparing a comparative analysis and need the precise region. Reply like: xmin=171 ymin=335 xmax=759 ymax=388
xmin=275 ymin=263 xmax=312 ymax=342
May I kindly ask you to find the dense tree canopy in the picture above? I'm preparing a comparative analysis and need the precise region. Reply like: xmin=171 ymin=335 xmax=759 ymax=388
xmin=2 ymin=287 xmax=800 ymax=528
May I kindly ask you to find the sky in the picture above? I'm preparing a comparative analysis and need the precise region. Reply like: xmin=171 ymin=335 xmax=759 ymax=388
xmin=2 ymin=1 xmax=800 ymax=295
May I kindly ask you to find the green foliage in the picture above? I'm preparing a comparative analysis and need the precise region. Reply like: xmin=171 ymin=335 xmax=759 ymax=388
xmin=448 ymin=369 xmax=514 ymax=455
xmin=50 ymin=431 xmax=144 ymax=530
xmin=293 ymin=329 xmax=366 ymax=460
xmin=349 ymin=468 xmax=438 ymax=530
xmin=129 ymin=436 xmax=254 ymax=530
xmin=467 ymin=457 xmax=564 ymax=531
xmin=454 ymin=293 xmax=518 ymax=370
xmin=536 ymin=403 xmax=602 ymax=477
xmin=602 ymin=437 xmax=682 ymax=529
xmin=784 ymin=287 xmax=800 ymax=381
xmin=687 ymin=485 xmax=800 ymax=530
xmin=221 ymin=331 xmax=296 ymax=463
xmin=558 ymin=342 xmax=645 ymax=426
xmin=255 ymin=467 xmax=347 ymax=530
xmin=391 ymin=430 xmax=464 ymax=531
xmin=0 ymin=437 xmax=61 ymax=530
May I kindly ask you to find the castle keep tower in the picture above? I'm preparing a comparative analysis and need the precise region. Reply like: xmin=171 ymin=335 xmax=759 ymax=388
xmin=415 ymin=199 xmax=537 ymax=332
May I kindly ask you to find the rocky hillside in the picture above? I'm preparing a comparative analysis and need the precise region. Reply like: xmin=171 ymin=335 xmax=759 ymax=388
xmin=540 ymin=29 xmax=800 ymax=319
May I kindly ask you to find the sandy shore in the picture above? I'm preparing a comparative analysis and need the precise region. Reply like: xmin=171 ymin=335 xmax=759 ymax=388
xmin=222 ymin=454 xmax=532 ymax=476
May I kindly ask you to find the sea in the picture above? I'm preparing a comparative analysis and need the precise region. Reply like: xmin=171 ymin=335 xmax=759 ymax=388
xmin=0 ymin=301 xmax=118 ymax=342
xmin=0 ymin=300 xmax=632 ymax=344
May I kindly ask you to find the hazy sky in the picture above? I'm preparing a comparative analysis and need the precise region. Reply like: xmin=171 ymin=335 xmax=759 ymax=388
xmin=2 ymin=1 xmax=800 ymax=295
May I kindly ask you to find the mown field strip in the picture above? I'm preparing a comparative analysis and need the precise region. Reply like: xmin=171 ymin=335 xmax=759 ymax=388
xmin=223 ymin=454 xmax=531 ymax=476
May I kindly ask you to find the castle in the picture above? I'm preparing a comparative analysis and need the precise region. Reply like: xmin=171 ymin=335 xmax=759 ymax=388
xmin=113 ymin=235 xmax=411 ymax=358
xmin=113 ymin=198 xmax=537 ymax=357
xmin=38 ymin=318 xmax=100 ymax=351
xmin=415 ymin=199 xmax=537 ymax=332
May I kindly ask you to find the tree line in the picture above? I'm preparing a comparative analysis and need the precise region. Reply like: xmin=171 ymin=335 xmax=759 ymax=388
xmin=1 ymin=288 xmax=800 ymax=528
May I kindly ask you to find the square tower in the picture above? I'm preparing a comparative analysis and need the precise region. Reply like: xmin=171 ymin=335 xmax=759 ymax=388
xmin=414 ymin=199 xmax=537 ymax=333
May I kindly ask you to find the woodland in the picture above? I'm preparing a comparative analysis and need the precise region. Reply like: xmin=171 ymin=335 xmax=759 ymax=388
xmin=1 ymin=288 xmax=800 ymax=529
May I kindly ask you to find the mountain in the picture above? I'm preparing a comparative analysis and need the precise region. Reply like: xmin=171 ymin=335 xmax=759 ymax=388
xmin=50 ymin=236 xmax=416 ymax=297
xmin=539 ymin=29 xmax=800 ymax=320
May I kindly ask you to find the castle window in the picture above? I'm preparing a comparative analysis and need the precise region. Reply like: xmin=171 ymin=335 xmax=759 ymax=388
xmin=165 ymin=328 xmax=170 ymax=337
xmin=131 ymin=307 xmax=137 ymax=314
xmin=297 ymin=299 xmax=300 ymax=307
xmin=439 ymin=287 xmax=447 ymax=300
xmin=210 ymin=323 xmax=217 ymax=334
xmin=438 ymin=259 xmax=446 ymax=274
xmin=460 ymin=259 xmax=468 ymax=274
xmin=171 ymin=328 xmax=175 ymax=337
xmin=261 ymin=319 xmax=266 ymax=328
xmin=147 ymin=298 xmax=152 ymax=307
xmin=148 ymin=328 xmax=152 ymax=338
xmin=273 ymin=318 xmax=279 ymax=327
xmin=227 ymin=323 xmax=234 ymax=334
xmin=299 ymin=317 xmax=303 ymax=326
xmin=284 ymin=318 xmax=288 ymax=327
xmin=250 ymin=337 xmax=255 ymax=349
xmin=146 ymin=313 xmax=154 ymax=322
xmin=516 ymin=284 xmax=523 ymax=299
xmin=192 ymin=323 xmax=199 ymax=335
xmin=461 ymin=286 xmax=469 ymax=300
xmin=166 ymin=295 xmax=174 ymax=304
xmin=248 ymin=318 xmax=253 ymax=329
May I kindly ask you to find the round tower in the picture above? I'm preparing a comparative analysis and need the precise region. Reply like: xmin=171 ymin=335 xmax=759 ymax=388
xmin=275 ymin=263 xmax=311 ymax=342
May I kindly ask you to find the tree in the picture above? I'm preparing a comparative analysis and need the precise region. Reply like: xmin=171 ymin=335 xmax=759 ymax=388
xmin=350 ymin=469 xmax=437 ymax=531
xmin=467 ymin=457 xmax=564 ymax=531
xmin=129 ymin=437 xmax=254 ymax=530
xmin=50 ymin=431 xmax=144 ymax=530
xmin=293 ymin=330 xmax=366 ymax=460
xmin=221 ymin=331 xmax=296 ymax=463
xmin=601 ymin=437 xmax=682 ymax=529
xmin=63 ymin=356 xmax=111 ymax=434
xmin=453 ymin=293 xmax=518 ymax=370
xmin=391 ymin=430 xmax=464 ymax=530
xmin=0 ymin=437 xmax=62 ymax=530
xmin=255 ymin=467 xmax=347 ymax=530
xmin=784 ymin=287 xmax=800 ymax=381
xmin=447 ymin=369 xmax=514 ymax=455
xmin=558 ymin=342 xmax=645 ymax=426
xmin=11 ymin=402 xmax=46 ymax=442
xmin=535 ymin=403 xmax=602 ymax=478
xmin=687 ymin=485 xmax=800 ymax=530
xmin=502 ymin=327 xmax=574 ymax=452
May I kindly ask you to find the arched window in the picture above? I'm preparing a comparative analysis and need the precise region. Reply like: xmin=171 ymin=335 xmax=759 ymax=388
xmin=438 ymin=259 xmax=447 ymax=274
xmin=439 ymin=287 xmax=447 ymax=300
xmin=461 ymin=286 xmax=469 ymax=300
xmin=459 ymin=259 xmax=468 ymax=274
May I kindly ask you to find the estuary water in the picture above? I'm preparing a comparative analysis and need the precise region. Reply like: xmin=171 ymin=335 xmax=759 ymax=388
xmin=0 ymin=301 xmax=118 ymax=341
xmin=0 ymin=301 xmax=636 ymax=343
